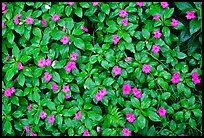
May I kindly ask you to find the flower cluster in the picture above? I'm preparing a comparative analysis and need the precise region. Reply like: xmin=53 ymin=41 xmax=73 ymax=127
xmin=38 ymin=58 xmax=52 ymax=68
xmin=4 ymin=87 xmax=16 ymax=97
xmin=191 ymin=72 xmax=201 ymax=84
xmin=171 ymin=72 xmax=180 ymax=84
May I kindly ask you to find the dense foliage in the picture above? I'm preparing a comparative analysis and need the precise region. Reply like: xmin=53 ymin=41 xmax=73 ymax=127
xmin=2 ymin=2 xmax=202 ymax=136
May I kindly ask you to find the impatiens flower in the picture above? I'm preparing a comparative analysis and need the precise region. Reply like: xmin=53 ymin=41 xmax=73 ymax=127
xmin=48 ymin=115 xmax=55 ymax=124
xmin=41 ymin=18 xmax=47 ymax=27
xmin=4 ymin=88 xmax=11 ymax=97
xmin=38 ymin=58 xmax=46 ymax=68
xmin=191 ymin=72 xmax=201 ymax=84
xmin=96 ymin=126 xmax=101 ymax=133
xmin=45 ymin=58 xmax=51 ymax=66
xmin=94 ymin=92 xmax=103 ymax=101
xmin=67 ymin=2 xmax=74 ymax=6
xmin=161 ymin=2 xmax=169 ymax=8
xmin=171 ymin=18 xmax=179 ymax=27
xmin=122 ymin=84 xmax=131 ymax=94
xmin=142 ymin=64 xmax=151 ymax=74
xmin=125 ymin=57 xmax=132 ymax=62
xmin=2 ymin=3 xmax=6 ymax=13
xmin=27 ymin=103 xmax=32 ymax=111
xmin=186 ymin=11 xmax=196 ymax=20
xmin=98 ymin=88 xmax=107 ymax=97
xmin=60 ymin=36 xmax=70 ymax=44
xmin=113 ymin=34 xmax=119 ymax=45
xmin=112 ymin=66 xmax=121 ymax=76
xmin=132 ymin=87 xmax=142 ymax=99
xmin=171 ymin=72 xmax=180 ymax=84
xmin=81 ymin=26 xmax=88 ymax=32
xmin=136 ymin=2 xmax=144 ymax=7
xmin=10 ymin=87 xmax=16 ymax=94
xmin=2 ymin=21 xmax=4 ymax=28
xmin=52 ymin=14 xmax=60 ymax=22
xmin=191 ymin=72 xmax=199 ymax=78
xmin=119 ymin=9 xmax=128 ymax=18
xmin=153 ymin=14 xmax=160 ymax=20
xmin=25 ymin=16 xmax=34 ymax=24
xmin=120 ymin=19 xmax=128 ymax=26
xmin=75 ymin=111 xmax=81 ymax=120
xmin=44 ymin=72 xmax=52 ymax=82
xmin=64 ymin=61 xmax=76 ymax=72
xmin=40 ymin=110 xmax=47 ymax=119
xmin=17 ymin=62 xmax=24 ymax=70
xmin=70 ymin=53 xmax=79 ymax=61
xmin=83 ymin=129 xmax=90 ymax=136
xmin=62 ymin=85 xmax=70 ymax=93
xmin=52 ymin=83 xmax=58 ymax=91
xmin=180 ymin=134 xmax=185 ymax=136
xmin=25 ymin=124 xmax=30 ymax=133
xmin=5 ymin=54 xmax=10 ymax=62
xmin=122 ymin=128 xmax=131 ymax=136
xmin=92 ymin=2 xmax=99 ymax=6
xmin=126 ymin=113 xmax=136 ymax=123
xmin=14 ymin=13 xmax=22 ymax=25
xmin=157 ymin=107 xmax=166 ymax=117
xmin=153 ymin=30 xmax=162 ymax=38
xmin=30 ymin=132 xmax=37 ymax=136
xmin=152 ymin=44 xmax=160 ymax=53
xmin=65 ymin=95 xmax=70 ymax=100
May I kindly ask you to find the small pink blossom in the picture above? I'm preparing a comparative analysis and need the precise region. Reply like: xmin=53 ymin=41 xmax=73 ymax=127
xmin=44 ymin=72 xmax=52 ymax=82
xmin=120 ymin=19 xmax=128 ymax=26
xmin=83 ymin=129 xmax=90 ymax=136
xmin=192 ymin=77 xmax=201 ymax=84
xmin=161 ymin=2 xmax=169 ymax=8
xmin=52 ymin=14 xmax=60 ymax=22
xmin=171 ymin=18 xmax=179 ymax=27
xmin=186 ymin=11 xmax=196 ymax=20
xmin=65 ymin=95 xmax=70 ymax=99
xmin=2 ymin=21 xmax=4 ymax=28
xmin=25 ymin=16 xmax=34 ymax=24
xmin=2 ymin=3 xmax=6 ymax=13
xmin=132 ymin=87 xmax=142 ymax=99
xmin=27 ymin=103 xmax=32 ymax=111
xmin=92 ymin=2 xmax=99 ymax=6
xmin=191 ymin=72 xmax=199 ymax=78
xmin=62 ymin=85 xmax=70 ymax=93
xmin=153 ymin=14 xmax=160 ymax=20
xmin=70 ymin=53 xmax=79 ymax=61
xmin=25 ymin=124 xmax=30 ymax=133
xmin=81 ymin=26 xmax=88 ymax=32
xmin=157 ymin=107 xmax=166 ymax=117
xmin=125 ymin=57 xmax=132 ymax=62
xmin=4 ymin=88 xmax=11 ymax=97
xmin=136 ymin=2 xmax=144 ymax=7
xmin=126 ymin=113 xmax=136 ymax=123
xmin=38 ymin=58 xmax=46 ymax=68
xmin=30 ymin=132 xmax=37 ymax=136
xmin=52 ymin=83 xmax=58 ymax=91
xmin=67 ymin=2 xmax=74 ymax=6
xmin=171 ymin=72 xmax=180 ymax=84
xmin=180 ymin=134 xmax=185 ymax=136
xmin=60 ymin=36 xmax=70 ymax=44
xmin=64 ymin=62 xmax=76 ymax=72
xmin=142 ymin=64 xmax=151 ymax=74
xmin=17 ymin=62 xmax=24 ymax=70
xmin=62 ymin=25 xmax=66 ymax=32
xmin=45 ymin=58 xmax=51 ymax=66
xmin=75 ymin=111 xmax=81 ymax=120
xmin=41 ymin=18 xmax=47 ymax=27
xmin=122 ymin=128 xmax=131 ymax=136
xmin=112 ymin=66 xmax=121 ymax=76
xmin=10 ymin=87 xmax=16 ymax=94
xmin=152 ymin=44 xmax=160 ymax=53
xmin=48 ymin=115 xmax=55 ymax=124
xmin=5 ymin=54 xmax=10 ymax=62
xmin=14 ymin=13 xmax=22 ymax=25
xmin=98 ymin=88 xmax=107 ymax=97
xmin=94 ymin=92 xmax=103 ymax=101
xmin=122 ymin=84 xmax=131 ymax=94
xmin=153 ymin=30 xmax=162 ymax=38
xmin=200 ymin=2 xmax=202 ymax=5
xmin=119 ymin=9 xmax=128 ymax=18
xmin=97 ymin=126 xmax=100 ymax=132
xmin=113 ymin=34 xmax=119 ymax=45
xmin=40 ymin=110 xmax=47 ymax=119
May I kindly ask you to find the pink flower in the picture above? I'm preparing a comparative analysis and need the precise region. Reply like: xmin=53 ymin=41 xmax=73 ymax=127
xmin=122 ymin=128 xmax=131 ymax=136
xmin=113 ymin=34 xmax=119 ymax=45
xmin=81 ymin=26 xmax=88 ymax=32
xmin=152 ymin=44 xmax=160 ymax=53
xmin=96 ymin=126 xmax=101 ymax=132
xmin=136 ymin=2 xmax=144 ymax=7
xmin=153 ymin=14 xmax=160 ymax=20
xmin=186 ymin=11 xmax=196 ymax=20
xmin=52 ymin=14 xmax=60 ymax=22
xmin=60 ymin=36 xmax=70 ymax=44
xmin=191 ymin=72 xmax=199 ymax=78
xmin=200 ymin=2 xmax=202 ymax=5
xmin=94 ymin=92 xmax=103 ymax=101
xmin=62 ymin=26 xmax=66 ymax=32
xmin=75 ymin=111 xmax=81 ymax=120
xmin=120 ymin=19 xmax=128 ymax=26
xmin=30 ymin=132 xmax=37 ymax=136
xmin=17 ymin=62 xmax=24 ymax=70
xmin=25 ymin=16 xmax=34 ymax=24
xmin=41 ymin=18 xmax=47 ymax=27
xmin=157 ymin=107 xmax=166 ymax=117
xmin=2 ymin=21 xmax=4 ymax=28
xmin=171 ymin=72 xmax=180 ymax=84
xmin=64 ymin=62 xmax=76 ymax=72
xmin=4 ymin=88 xmax=11 ymax=97
xmin=44 ymin=72 xmax=52 ymax=82
xmin=70 ymin=53 xmax=79 ymax=61
xmin=98 ymin=88 xmax=107 ymax=97
xmin=10 ymin=87 xmax=16 ymax=94
xmin=2 ymin=3 xmax=6 ymax=13
xmin=52 ymin=83 xmax=58 ymax=91
xmin=142 ymin=64 xmax=151 ymax=74
xmin=171 ymin=18 xmax=179 ymax=27
xmin=45 ymin=58 xmax=51 ymax=66
xmin=112 ymin=66 xmax=121 ymax=76
xmin=67 ymin=2 xmax=74 ymax=6
xmin=126 ymin=113 xmax=136 ymax=123
xmin=132 ymin=87 xmax=142 ymax=99
xmin=63 ymin=85 xmax=70 ymax=93
xmin=39 ymin=110 xmax=47 ymax=119
xmin=5 ymin=54 xmax=10 ymax=62
xmin=125 ymin=57 xmax=132 ymax=62
xmin=48 ymin=115 xmax=55 ymax=124
xmin=180 ymin=134 xmax=185 ymax=136
xmin=25 ymin=124 xmax=30 ymax=133
xmin=27 ymin=103 xmax=32 ymax=111
xmin=161 ymin=2 xmax=169 ymax=8
xmin=122 ymin=84 xmax=131 ymax=94
xmin=38 ymin=58 xmax=46 ymax=68
xmin=83 ymin=129 xmax=90 ymax=136
xmin=92 ymin=2 xmax=99 ymax=6
xmin=119 ymin=9 xmax=128 ymax=18
xmin=192 ymin=77 xmax=201 ymax=85
xmin=65 ymin=95 xmax=70 ymax=100
xmin=153 ymin=30 xmax=162 ymax=38
xmin=14 ymin=13 xmax=22 ymax=25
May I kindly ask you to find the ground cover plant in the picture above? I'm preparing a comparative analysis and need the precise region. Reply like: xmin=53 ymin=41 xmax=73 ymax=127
xmin=2 ymin=2 xmax=202 ymax=136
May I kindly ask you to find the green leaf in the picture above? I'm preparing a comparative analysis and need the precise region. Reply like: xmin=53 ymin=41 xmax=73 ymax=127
xmin=52 ymin=72 xmax=61 ymax=83
xmin=11 ymin=96 xmax=19 ymax=106
xmin=32 ymin=10 xmax=42 ymax=18
xmin=50 ymin=29 xmax=65 ymax=40
xmin=164 ymin=8 xmax=174 ymax=19
xmin=123 ymin=33 xmax=132 ymax=43
xmin=58 ymin=92 xmax=65 ymax=104
xmin=177 ymin=83 xmax=185 ymax=94
xmin=65 ymin=6 xmax=73 ymax=16
xmin=34 ymin=68 xmax=43 ymax=78
xmin=12 ymin=45 xmax=20 ymax=59
xmin=47 ymin=101 xmax=56 ymax=110
xmin=65 ymin=18 xmax=74 ymax=31
xmin=4 ymin=121 xmax=12 ymax=134
xmin=53 ymin=60 xmax=67 ymax=69
xmin=20 ymin=55 xmax=32 ymax=64
xmin=101 ymin=60 xmax=110 ymax=69
xmin=157 ymin=78 xmax=169 ymax=90
xmin=101 ymin=4 xmax=110 ymax=15
xmin=147 ymin=125 xmax=156 ymax=136
xmin=174 ymin=2 xmax=192 ymax=11
xmin=5 ymin=68 xmax=14 ymax=81
xmin=70 ymin=83 xmax=80 ymax=93
xmin=74 ymin=7 xmax=83 ymax=18
xmin=18 ymin=72 xmax=25 ymax=87
xmin=137 ymin=115 xmax=146 ymax=129
xmin=103 ymin=78 xmax=114 ymax=86
xmin=136 ymin=41 xmax=145 ymax=51
xmin=73 ymin=38 xmax=85 ymax=50
xmin=160 ymin=129 xmax=170 ymax=136
xmin=84 ymin=78 xmax=95 ymax=89
xmin=189 ymin=19 xmax=201 ymax=35
xmin=141 ymin=98 xmax=151 ymax=109
xmin=149 ymin=111 xmax=161 ymax=122
xmin=85 ymin=118 xmax=93 ymax=129
xmin=177 ymin=52 xmax=187 ymax=59
xmin=174 ymin=111 xmax=183 ymax=121
xmin=142 ymin=28 xmax=150 ymax=39
xmin=33 ymin=27 xmax=42 ymax=38
xmin=162 ymin=26 xmax=170 ymax=37
xmin=102 ymin=44 xmax=110 ymax=50
xmin=161 ymin=92 xmax=171 ymax=100
xmin=189 ymin=118 xmax=196 ymax=129
xmin=89 ymin=55 xmax=98 ymax=64
xmin=192 ymin=109 xmax=202 ymax=118
xmin=169 ymin=120 xmax=176 ymax=131
xmin=131 ymin=96 xmax=140 ymax=108
xmin=33 ymin=89 xmax=40 ymax=104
